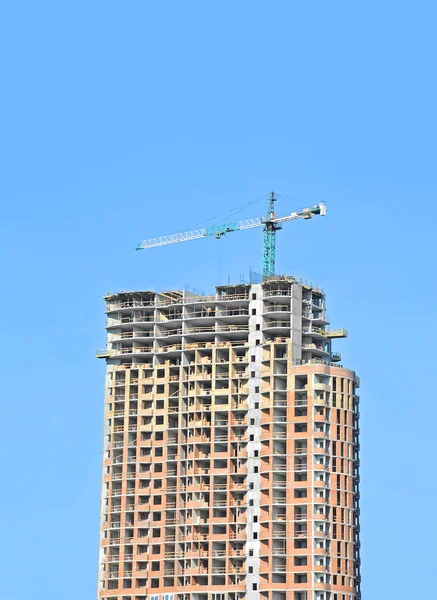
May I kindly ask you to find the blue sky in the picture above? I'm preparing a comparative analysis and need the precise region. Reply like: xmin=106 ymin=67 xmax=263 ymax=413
xmin=0 ymin=1 xmax=435 ymax=598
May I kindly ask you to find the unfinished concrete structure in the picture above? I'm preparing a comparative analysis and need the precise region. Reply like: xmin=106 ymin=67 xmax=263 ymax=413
xmin=96 ymin=277 xmax=361 ymax=600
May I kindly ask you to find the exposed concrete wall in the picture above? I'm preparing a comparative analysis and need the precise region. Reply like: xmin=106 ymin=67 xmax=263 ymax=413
xmin=291 ymin=282 xmax=303 ymax=361
xmin=246 ymin=284 xmax=262 ymax=600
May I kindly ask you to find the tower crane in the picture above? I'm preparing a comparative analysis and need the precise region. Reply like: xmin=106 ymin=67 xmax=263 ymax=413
xmin=136 ymin=192 xmax=326 ymax=279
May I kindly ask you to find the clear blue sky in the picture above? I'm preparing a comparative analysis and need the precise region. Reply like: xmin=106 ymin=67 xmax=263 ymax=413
xmin=1 ymin=1 xmax=435 ymax=598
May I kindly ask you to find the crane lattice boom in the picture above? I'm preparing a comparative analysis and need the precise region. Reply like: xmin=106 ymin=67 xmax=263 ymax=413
xmin=136 ymin=217 xmax=263 ymax=250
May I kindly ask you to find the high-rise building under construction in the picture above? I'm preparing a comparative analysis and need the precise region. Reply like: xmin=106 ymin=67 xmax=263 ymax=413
xmin=96 ymin=277 xmax=361 ymax=600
